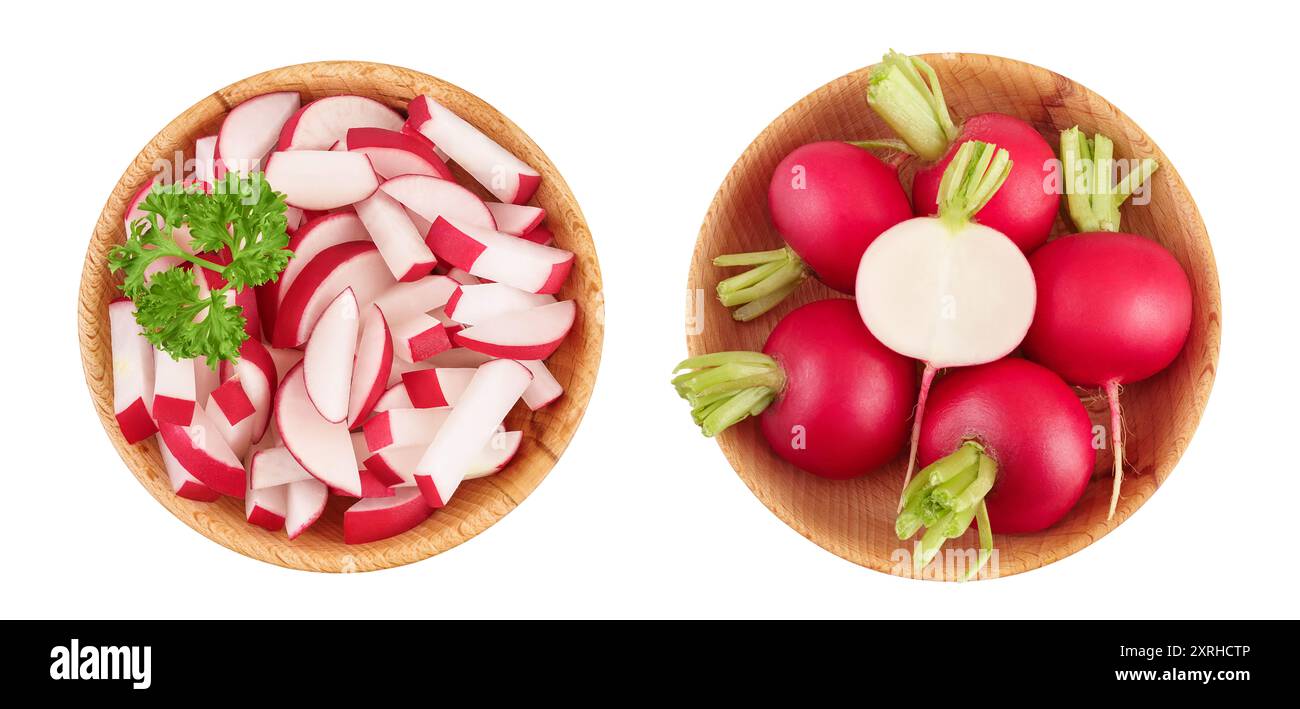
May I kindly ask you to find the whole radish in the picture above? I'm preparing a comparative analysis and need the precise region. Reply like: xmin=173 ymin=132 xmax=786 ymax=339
xmin=1022 ymin=127 xmax=1189 ymax=519
xmin=867 ymin=51 xmax=1059 ymax=253
xmin=672 ymin=299 xmax=915 ymax=479
xmin=855 ymin=140 xmax=1036 ymax=507
xmin=900 ymin=358 xmax=1095 ymax=577
xmin=712 ymin=141 xmax=912 ymax=320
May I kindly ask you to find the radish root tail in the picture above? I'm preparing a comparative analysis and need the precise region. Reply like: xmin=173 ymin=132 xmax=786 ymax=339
xmin=897 ymin=363 xmax=937 ymax=512
xmin=1106 ymin=379 xmax=1124 ymax=520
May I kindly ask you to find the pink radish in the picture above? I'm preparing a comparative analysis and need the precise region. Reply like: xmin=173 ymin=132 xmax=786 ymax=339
xmin=216 ymin=91 xmax=301 ymax=175
xmin=426 ymin=347 xmax=493 ymax=369
xmin=673 ymin=299 xmax=915 ymax=479
xmin=245 ymin=479 xmax=288 ymax=532
xmin=285 ymin=478 xmax=328 ymax=540
xmin=157 ymin=407 xmax=246 ymax=498
xmin=519 ymin=226 xmax=554 ymax=247
xmin=900 ymin=358 xmax=1094 ymax=577
xmin=259 ymin=210 xmax=368 ymax=339
xmin=866 ymin=51 xmax=1059 ymax=253
xmin=379 ymin=174 xmax=496 ymax=231
xmin=331 ymin=470 xmax=398 ymax=499
xmin=427 ymin=217 xmax=573 ymax=294
xmin=277 ymin=95 xmax=404 ymax=151
xmin=363 ymin=407 xmax=453 ymax=453
xmin=452 ymin=300 xmax=575 ymax=360
xmin=249 ymin=446 xmax=313 ymax=489
xmin=275 ymin=362 xmax=363 ymax=496
xmin=264 ymin=151 xmax=379 ymax=210
xmin=304 ymin=288 xmax=360 ymax=423
xmin=406 ymin=95 xmax=541 ymax=204
xmin=158 ymin=435 xmax=221 ymax=502
xmin=153 ymin=350 xmax=198 ymax=426
xmin=444 ymin=266 xmax=482 ymax=285
xmin=401 ymin=368 xmax=475 ymax=409
xmin=209 ymin=376 xmax=255 ymax=426
xmin=369 ymin=275 xmax=459 ymax=323
xmin=371 ymin=382 xmax=414 ymax=415
xmin=485 ymin=202 xmax=545 ymax=236
xmin=271 ymin=241 xmax=395 ymax=348
xmin=347 ymin=305 xmax=394 ymax=428
xmin=343 ymin=485 xmax=432 ymax=545
xmin=109 ymin=298 xmax=156 ymax=444
xmin=354 ymin=189 xmax=437 ymax=282
xmin=856 ymin=141 xmax=1035 ymax=504
xmin=229 ymin=337 xmax=277 ymax=443
xmin=713 ymin=141 xmax=912 ymax=320
xmin=465 ymin=430 xmax=523 ymax=479
xmin=343 ymin=126 xmax=453 ymax=180
xmin=266 ymin=346 xmax=303 ymax=385
xmin=203 ymin=386 xmax=254 ymax=459
xmin=414 ymin=359 xmax=531 ymax=506
xmin=366 ymin=430 xmax=518 ymax=485
xmin=519 ymin=360 xmax=563 ymax=410
xmin=444 ymin=282 xmax=555 ymax=326
xmin=193 ymin=135 xmax=218 ymax=186
xmin=1021 ymin=127 xmax=1184 ymax=519
xmin=390 ymin=312 xmax=453 ymax=363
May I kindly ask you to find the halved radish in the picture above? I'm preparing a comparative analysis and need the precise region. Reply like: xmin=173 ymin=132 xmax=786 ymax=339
xmin=453 ymin=300 xmax=575 ymax=360
xmin=343 ymin=485 xmax=432 ymax=545
xmin=344 ymin=127 xmax=453 ymax=180
xmin=371 ymin=382 xmax=414 ymax=415
xmin=363 ymin=407 xmax=453 ymax=453
xmin=275 ymin=363 xmax=362 ymax=496
xmin=157 ymin=407 xmax=246 ymax=498
xmin=465 ymin=430 xmax=523 ymax=480
xmin=231 ymin=338 xmax=277 ymax=443
xmin=354 ymin=190 xmax=437 ymax=282
xmin=304 ymin=288 xmax=360 ymax=423
xmin=391 ymin=313 xmax=452 ymax=363
xmin=249 ymin=446 xmax=313 ymax=489
xmin=193 ymin=135 xmax=218 ymax=186
xmin=217 ymin=91 xmax=301 ymax=175
xmin=485 ymin=202 xmax=544 ymax=236
xmin=347 ymin=305 xmax=394 ymax=428
xmin=265 ymin=346 xmax=303 ymax=386
xmin=426 ymin=217 xmax=573 ymax=294
xmin=158 ymin=434 xmax=221 ymax=502
xmin=406 ymin=95 xmax=540 ymax=204
xmin=109 ymin=299 xmax=156 ymax=443
xmin=519 ymin=360 xmax=563 ymax=410
xmin=277 ymin=95 xmax=404 ymax=151
xmin=401 ymin=368 xmax=475 ymax=409
xmin=245 ymin=480 xmax=288 ymax=532
xmin=264 ymin=151 xmax=379 ymax=210
xmin=413 ymin=359 xmax=531 ymax=506
xmin=387 ymin=357 xmax=432 ymax=388
xmin=261 ymin=211 xmax=369 ymax=339
xmin=366 ymin=429 xmax=518 ymax=485
xmin=285 ymin=478 xmax=328 ymax=540
xmin=272 ymin=241 xmax=396 ymax=348
xmin=153 ymin=350 xmax=197 ymax=426
xmin=444 ymin=282 xmax=555 ymax=326
xmin=519 ymin=225 xmax=554 ymax=246
xmin=379 ymin=174 xmax=496 ymax=230
xmin=369 ymin=275 xmax=459 ymax=324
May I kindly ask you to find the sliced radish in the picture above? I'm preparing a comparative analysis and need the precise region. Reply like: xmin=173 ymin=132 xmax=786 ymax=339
xmin=347 ymin=305 xmax=394 ymax=428
xmin=245 ymin=480 xmax=288 ymax=532
xmin=387 ymin=357 xmax=431 ymax=388
xmin=465 ymin=430 xmax=523 ymax=479
xmin=413 ymin=359 xmax=531 ymax=506
xmin=371 ymin=382 xmax=414 ymax=415
xmin=519 ymin=359 xmax=563 ymax=410
xmin=354 ymin=190 xmax=437 ymax=282
xmin=391 ymin=313 xmax=452 ymax=363
xmin=426 ymin=217 xmax=573 ymax=294
xmin=275 ymin=363 xmax=363 ymax=496
xmin=445 ymin=267 xmax=482 ymax=285
xmin=485 ymin=202 xmax=545 ymax=236
xmin=204 ymin=385 xmax=254 ymax=459
xmin=344 ymin=127 xmax=453 ymax=180
xmin=363 ymin=407 xmax=453 ymax=453
xmin=249 ymin=446 xmax=313 ymax=489
xmin=265 ymin=346 xmax=303 ymax=386
xmin=285 ymin=478 xmax=328 ymax=540
xmin=366 ymin=429 xmax=517 ymax=485
xmin=272 ymin=241 xmax=396 ymax=348
xmin=304 ymin=288 xmax=360 ymax=423
xmin=379 ymin=173 xmax=496 ymax=231
xmin=209 ymin=375 xmax=255 ymax=425
xmin=157 ymin=407 xmax=246 ymax=498
xmin=231 ymin=338 xmax=277 ymax=443
xmin=264 ymin=151 xmax=379 ymax=211
xmin=194 ymin=358 xmax=220 ymax=410
xmin=343 ymin=485 xmax=432 ymax=545
xmin=444 ymin=282 xmax=555 ymax=326
xmin=262 ymin=211 xmax=369 ymax=337
xmin=158 ymin=434 xmax=221 ymax=502
xmin=453 ymin=300 xmax=575 ymax=360
xmin=109 ymin=299 xmax=156 ymax=443
xmin=277 ymin=95 xmax=404 ymax=151
xmin=331 ymin=470 xmax=398 ymax=498
xmin=153 ymin=351 xmax=197 ymax=426
xmin=406 ymin=95 xmax=540 ymax=204
xmin=369 ymin=275 xmax=459 ymax=324
xmin=193 ymin=135 xmax=218 ymax=186
xmin=402 ymin=368 xmax=475 ymax=409
xmin=519 ymin=225 xmax=554 ymax=246
xmin=217 ymin=91 xmax=301 ymax=175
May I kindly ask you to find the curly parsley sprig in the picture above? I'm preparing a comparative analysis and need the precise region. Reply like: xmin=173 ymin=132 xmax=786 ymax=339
xmin=108 ymin=173 xmax=293 ymax=369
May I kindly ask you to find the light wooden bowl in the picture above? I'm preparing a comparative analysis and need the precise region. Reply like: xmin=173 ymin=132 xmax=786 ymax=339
xmin=688 ymin=53 xmax=1219 ymax=580
xmin=79 ymin=62 xmax=603 ymax=572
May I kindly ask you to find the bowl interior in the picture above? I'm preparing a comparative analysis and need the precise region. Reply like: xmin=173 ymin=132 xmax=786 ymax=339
xmin=79 ymin=62 xmax=603 ymax=572
xmin=688 ymin=53 xmax=1219 ymax=580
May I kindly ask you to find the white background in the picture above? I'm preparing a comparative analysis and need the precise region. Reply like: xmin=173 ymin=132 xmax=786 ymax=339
xmin=1 ymin=0 xmax=1295 ymax=619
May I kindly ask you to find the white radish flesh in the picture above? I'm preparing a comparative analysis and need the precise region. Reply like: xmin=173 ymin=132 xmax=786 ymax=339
xmin=369 ymin=275 xmax=459 ymax=324
xmin=485 ymin=202 xmax=545 ymax=236
xmin=272 ymin=241 xmax=395 ymax=348
xmin=245 ymin=480 xmax=288 ymax=532
xmin=285 ymin=478 xmax=329 ymax=540
xmin=465 ymin=430 xmax=524 ymax=479
xmin=379 ymin=174 xmax=496 ymax=230
xmin=519 ymin=360 xmax=563 ymax=410
xmin=406 ymin=95 xmax=540 ymax=204
xmin=217 ymin=91 xmax=301 ymax=175
xmin=277 ymin=95 xmax=404 ymax=151
xmin=401 ymin=367 xmax=475 ymax=409
xmin=363 ymin=407 xmax=453 ymax=453
xmin=304 ymin=288 xmax=360 ymax=423
xmin=250 ymin=446 xmax=314 ymax=489
xmin=343 ymin=485 xmax=432 ymax=545
xmin=453 ymin=300 xmax=576 ymax=360
xmin=354 ymin=190 xmax=437 ymax=282
xmin=275 ymin=363 xmax=363 ymax=496
xmin=264 ymin=151 xmax=379 ymax=210
xmin=193 ymin=135 xmax=218 ymax=186
xmin=347 ymin=305 xmax=394 ymax=428
xmin=153 ymin=350 xmax=198 ymax=426
xmin=158 ymin=434 xmax=221 ymax=502
xmin=366 ymin=429 xmax=518 ymax=485
xmin=444 ymin=282 xmax=555 ymax=326
xmin=391 ymin=313 xmax=452 ymax=363
xmin=371 ymin=382 xmax=414 ymax=415
xmin=426 ymin=217 xmax=573 ymax=294
xmin=109 ymin=299 xmax=156 ymax=443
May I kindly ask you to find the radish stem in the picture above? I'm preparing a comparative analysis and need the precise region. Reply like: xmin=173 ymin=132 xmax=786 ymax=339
xmin=866 ymin=51 xmax=958 ymax=162
xmin=1106 ymin=378 xmax=1124 ymax=520
xmin=673 ymin=352 xmax=785 ymax=436
xmin=1061 ymin=126 xmax=1159 ymax=233
xmin=937 ymin=141 xmax=1012 ymax=230
xmin=713 ymin=246 xmax=809 ymax=321
xmin=896 ymin=440 xmax=998 ymax=575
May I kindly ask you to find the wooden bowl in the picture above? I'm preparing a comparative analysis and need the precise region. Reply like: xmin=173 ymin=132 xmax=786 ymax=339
xmin=79 ymin=62 xmax=603 ymax=572
xmin=688 ymin=53 xmax=1219 ymax=580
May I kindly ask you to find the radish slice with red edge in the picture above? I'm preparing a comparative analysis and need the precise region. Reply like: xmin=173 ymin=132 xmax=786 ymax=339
xmin=354 ymin=190 xmax=437 ymax=282
xmin=157 ymin=407 xmax=247 ymax=498
xmin=391 ymin=313 xmax=452 ymax=363
xmin=271 ymin=241 xmax=395 ymax=348
xmin=363 ymin=407 xmax=453 ymax=453
xmin=159 ymin=435 xmax=221 ymax=502
xmin=485 ymin=202 xmax=545 ymax=236
xmin=285 ymin=478 xmax=328 ymax=540
xmin=452 ymin=300 xmax=575 ymax=360
xmin=426 ymin=217 xmax=573 ymax=294
xmin=347 ymin=305 xmax=394 ymax=428
xmin=249 ymin=446 xmax=313 ymax=489
xmin=260 ymin=211 xmax=369 ymax=340
xmin=365 ymin=429 xmax=514 ymax=485
xmin=193 ymin=135 xmax=218 ymax=186
xmin=519 ymin=360 xmax=563 ymax=410
xmin=371 ymin=382 xmax=414 ymax=415
xmin=344 ymin=126 xmax=453 ymax=180
xmin=277 ymin=95 xmax=404 ymax=151
xmin=245 ymin=479 xmax=288 ymax=532
xmin=401 ymin=368 xmax=475 ymax=409
xmin=264 ymin=151 xmax=379 ymax=211
xmin=217 ymin=91 xmax=301 ymax=175
xmin=444 ymin=282 xmax=555 ymax=326
xmin=406 ymin=95 xmax=540 ymax=204
xmin=344 ymin=485 xmax=432 ymax=545
xmin=379 ymin=174 xmax=496 ymax=231
xmin=153 ymin=350 xmax=198 ymax=426
xmin=109 ymin=299 xmax=156 ymax=444
xmin=275 ymin=363 xmax=363 ymax=497
xmin=304 ymin=288 xmax=360 ymax=423
xmin=369 ymin=275 xmax=459 ymax=324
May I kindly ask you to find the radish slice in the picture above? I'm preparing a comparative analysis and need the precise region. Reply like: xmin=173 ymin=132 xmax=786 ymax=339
xmin=304 ymin=288 xmax=360 ymax=423
xmin=157 ymin=407 xmax=246 ymax=498
xmin=366 ymin=429 xmax=518 ymax=485
xmin=266 ymin=346 xmax=304 ymax=386
xmin=444 ymin=282 xmax=555 ymax=326
xmin=519 ymin=225 xmax=554 ymax=246
xmin=465 ymin=430 xmax=523 ymax=479
xmin=209 ymin=375 xmax=255 ymax=426
xmin=343 ymin=485 xmax=432 ymax=545
xmin=371 ymin=382 xmax=414 ymax=415
xmin=426 ymin=217 xmax=573 ymax=294
xmin=401 ymin=368 xmax=475 ymax=409
xmin=285 ymin=478 xmax=328 ymax=540
xmin=158 ymin=434 xmax=221 ymax=502
xmin=370 ymin=275 xmax=459 ymax=324
xmin=354 ymin=190 xmax=437 ymax=282
xmin=363 ymin=407 xmax=453 ymax=453
xmin=277 ymin=95 xmax=404 ymax=151
xmin=217 ymin=91 xmax=301 ymax=175
xmin=153 ymin=351 xmax=197 ymax=426
xmin=109 ymin=299 xmax=156 ymax=443
xmin=194 ymin=357 xmax=220 ymax=410
xmin=261 ymin=211 xmax=369 ymax=337
xmin=331 ymin=470 xmax=398 ymax=498
xmin=231 ymin=338 xmax=277 ymax=443
xmin=272 ymin=241 xmax=396 ymax=348
xmin=245 ymin=479 xmax=288 ymax=532
xmin=391 ymin=313 xmax=452 ymax=363
xmin=204 ymin=385 xmax=254 ymax=459
xmin=264 ymin=151 xmax=379 ymax=210
xmin=347 ymin=305 xmax=394 ymax=428
xmin=379 ymin=174 xmax=496 ymax=230
xmin=406 ymin=95 xmax=540 ymax=204
xmin=453 ymin=300 xmax=575 ymax=360
xmin=413 ymin=359 xmax=531 ymax=506
xmin=445 ymin=267 xmax=482 ymax=285
xmin=275 ymin=363 xmax=363 ymax=496
xmin=519 ymin=360 xmax=563 ymax=410
xmin=485 ymin=202 xmax=545 ymax=236
xmin=193 ymin=135 xmax=218 ymax=186
xmin=344 ymin=127 xmax=453 ymax=180
xmin=249 ymin=446 xmax=313 ymax=489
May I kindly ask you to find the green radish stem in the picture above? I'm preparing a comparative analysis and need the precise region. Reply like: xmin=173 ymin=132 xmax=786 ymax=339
xmin=866 ymin=51 xmax=958 ymax=162
xmin=1060 ymin=126 xmax=1159 ymax=233
xmin=896 ymin=440 xmax=996 ymax=579
xmin=711 ymin=246 xmax=809 ymax=322
xmin=937 ymin=140 xmax=1013 ymax=230
xmin=1106 ymin=379 xmax=1125 ymax=520
xmin=672 ymin=352 xmax=785 ymax=436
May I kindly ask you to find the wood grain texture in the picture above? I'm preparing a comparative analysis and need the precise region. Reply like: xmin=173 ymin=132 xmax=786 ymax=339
xmin=687 ymin=53 xmax=1220 ymax=581
xmin=79 ymin=62 xmax=604 ymax=572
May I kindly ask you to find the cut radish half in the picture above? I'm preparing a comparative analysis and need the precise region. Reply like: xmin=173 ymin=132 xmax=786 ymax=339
xmin=153 ymin=351 xmax=197 ymax=426
xmin=331 ymin=470 xmax=398 ymax=498
xmin=354 ymin=190 xmax=437 ymax=282
xmin=157 ymin=407 xmax=246 ymax=498
xmin=261 ymin=211 xmax=369 ymax=337
xmin=402 ymin=368 xmax=475 ymax=409
xmin=275 ymin=363 xmax=363 ymax=496
xmin=387 ymin=357 xmax=432 ymax=388
xmin=371 ymin=382 xmax=414 ymax=415
xmin=266 ymin=346 xmax=303 ymax=386
xmin=453 ymin=300 xmax=576 ymax=360
xmin=519 ymin=225 xmax=554 ymax=246
xmin=344 ymin=127 xmax=453 ymax=180
xmin=304 ymin=288 xmax=360 ymax=423
xmin=347 ymin=305 xmax=394 ymax=428
xmin=159 ymin=434 xmax=221 ymax=502
xmin=413 ymin=359 xmax=531 ymax=506
xmin=264 ymin=151 xmax=379 ymax=210
xmin=366 ymin=429 xmax=517 ymax=485
xmin=379 ymin=174 xmax=496 ymax=230
xmin=343 ymin=485 xmax=432 ymax=545
xmin=426 ymin=217 xmax=573 ymax=294
xmin=277 ymin=95 xmax=404 ymax=151
xmin=485 ymin=202 xmax=545 ymax=236
xmin=245 ymin=480 xmax=288 ymax=532
xmin=272 ymin=241 xmax=396 ymax=348
xmin=193 ymin=135 xmax=218 ymax=186
xmin=232 ymin=338 xmax=277 ymax=443
xmin=109 ymin=299 xmax=156 ymax=443
xmin=363 ymin=407 xmax=453 ymax=453
xmin=406 ymin=95 xmax=540 ymax=204
xmin=391 ymin=313 xmax=452 ymax=363
xmin=285 ymin=478 xmax=328 ymax=540
xmin=444 ymin=282 xmax=555 ymax=326
xmin=204 ymin=386 xmax=254 ymax=459
xmin=250 ymin=446 xmax=313 ymax=489
xmin=369 ymin=275 xmax=459 ymax=324
xmin=519 ymin=360 xmax=563 ymax=410
xmin=217 ymin=91 xmax=301 ymax=175
xmin=465 ymin=430 xmax=523 ymax=480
